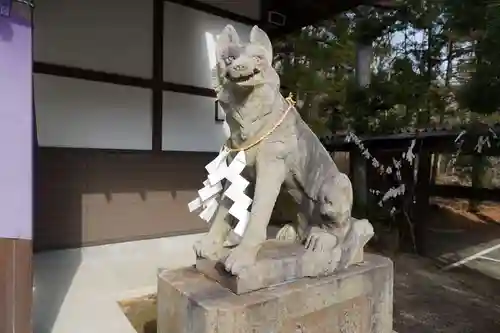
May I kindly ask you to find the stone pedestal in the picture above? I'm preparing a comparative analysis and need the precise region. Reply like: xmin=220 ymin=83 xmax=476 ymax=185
xmin=195 ymin=240 xmax=365 ymax=295
xmin=157 ymin=253 xmax=393 ymax=333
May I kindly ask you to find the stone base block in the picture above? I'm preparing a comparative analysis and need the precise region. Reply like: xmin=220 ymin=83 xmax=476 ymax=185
xmin=157 ymin=253 xmax=393 ymax=333
xmin=196 ymin=240 xmax=365 ymax=295
xmin=196 ymin=218 xmax=373 ymax=295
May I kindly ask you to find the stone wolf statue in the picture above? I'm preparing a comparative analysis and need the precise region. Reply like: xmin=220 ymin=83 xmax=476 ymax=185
xmin=194 ymin=24 xmax=373 ymax=276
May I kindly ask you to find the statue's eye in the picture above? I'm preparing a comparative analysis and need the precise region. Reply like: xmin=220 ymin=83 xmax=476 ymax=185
xmin=226 ymin=56 xmax=236 ymax=63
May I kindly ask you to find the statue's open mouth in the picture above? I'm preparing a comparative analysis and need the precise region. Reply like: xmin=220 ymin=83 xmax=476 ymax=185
xmin=227 ymin=68 xmax=260 ymax=83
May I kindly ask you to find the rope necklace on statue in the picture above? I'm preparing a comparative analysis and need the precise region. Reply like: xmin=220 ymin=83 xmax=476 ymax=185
xmin=225 ymin=92 xmax=296 ymax=153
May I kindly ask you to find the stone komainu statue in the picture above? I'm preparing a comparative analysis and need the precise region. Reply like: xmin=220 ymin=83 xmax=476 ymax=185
xmin=190 ymin=24 xmax=374 ymax=277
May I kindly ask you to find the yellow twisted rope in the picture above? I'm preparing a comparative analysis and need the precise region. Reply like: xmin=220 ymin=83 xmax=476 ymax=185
xmin=226 ymin=93 xmax=296 ymax=152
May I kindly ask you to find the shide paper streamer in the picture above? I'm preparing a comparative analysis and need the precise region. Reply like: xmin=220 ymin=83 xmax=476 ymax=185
xmin=188 ymin=147 xmax=252 ymax=237
xmin=345 ymin=132 xmax=416 ymax=215
xmin=347 ymin=126 xmax=500 ymax=215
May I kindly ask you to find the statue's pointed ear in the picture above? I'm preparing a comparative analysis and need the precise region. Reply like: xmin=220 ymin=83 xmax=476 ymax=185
xmin=216 ymin=24 xmax=240 ymax=59
xmin=250 ymin=25 xmax=272 ymax=63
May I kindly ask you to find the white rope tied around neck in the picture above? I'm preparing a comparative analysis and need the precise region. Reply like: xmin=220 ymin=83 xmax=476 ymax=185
xmin=188 ymin=94 xmax=296 ymax=236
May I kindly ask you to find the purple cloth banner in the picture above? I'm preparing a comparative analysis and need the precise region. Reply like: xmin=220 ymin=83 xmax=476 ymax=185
xmin=0 ymin=8 xmax=32 ymax=239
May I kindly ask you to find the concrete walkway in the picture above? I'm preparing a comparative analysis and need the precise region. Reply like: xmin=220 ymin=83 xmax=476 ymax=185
xmin=33 ymin=233 xmax=204 ymax=333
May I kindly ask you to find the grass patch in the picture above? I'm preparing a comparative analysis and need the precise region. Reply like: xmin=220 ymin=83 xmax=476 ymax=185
xmin=118 ymin=293 xmax=157 ymax=333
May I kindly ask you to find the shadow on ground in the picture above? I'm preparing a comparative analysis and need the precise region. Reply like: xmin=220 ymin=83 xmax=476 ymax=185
xmin=390 ymin=199 xmax=500 ymax=332
xmin=33 ymin=249 xmax=82 ymax=333
xmin=424 ymin=201 xmax=500 ymax=258
xmin=392 ymin=253 xmax=500 ymax=333
xmin=121 ymin=252 xmax=500 ymax=333
xmin=120 ymin=203 xmax=500 ymax=333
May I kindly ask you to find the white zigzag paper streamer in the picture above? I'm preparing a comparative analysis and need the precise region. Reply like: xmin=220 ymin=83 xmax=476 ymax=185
xmin=187 ymin=148 xmax=229 ymax=222
xmin=221 ymin=151 xmax=252 ymax=236
xmin=187 ymin=148 xmax=253 ymax=237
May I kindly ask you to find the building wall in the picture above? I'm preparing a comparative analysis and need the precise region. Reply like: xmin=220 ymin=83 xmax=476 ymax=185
xmin=0 ymin=4 xmax=34 ymax=333
xmin=33 ymin=0 xmax=260 ymax=251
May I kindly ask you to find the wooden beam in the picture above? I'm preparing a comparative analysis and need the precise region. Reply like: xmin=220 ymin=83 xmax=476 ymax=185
xmin=368 ymin=0 xmax=400 ymax=9
xmin=430 ymin=184 xmax=500 ymax=202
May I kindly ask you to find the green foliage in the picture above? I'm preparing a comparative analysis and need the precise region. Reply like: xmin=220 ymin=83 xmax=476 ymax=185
xmin=273 ymin=13 xmax=357 ymax=136
xmin=271 ymin=0 xmax=500 ymax=234
xmin=273 ymin=0 xmax=500 ymax=137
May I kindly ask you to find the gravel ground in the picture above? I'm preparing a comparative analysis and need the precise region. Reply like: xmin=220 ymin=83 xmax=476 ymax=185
xmin=121 ymin=200 xmax=500 ymax=333
xmin=392 ymin=253 xmax=500 ymax=333
xmin=121 ymin=254 xmax=500 ymax=333
xmin=391 ymin=198 xmax=500 ymax=333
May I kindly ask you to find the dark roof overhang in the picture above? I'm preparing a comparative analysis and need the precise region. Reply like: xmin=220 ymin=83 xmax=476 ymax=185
xmin=261 ymin=0 xmax=396 ymax=38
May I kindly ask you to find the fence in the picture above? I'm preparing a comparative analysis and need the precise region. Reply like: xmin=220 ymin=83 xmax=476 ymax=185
xmin=323 ymin=126 xmax=500 ymax=254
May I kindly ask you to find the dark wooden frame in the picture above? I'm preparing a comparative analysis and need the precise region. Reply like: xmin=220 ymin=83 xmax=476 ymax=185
xmin=33 ymin=0 xmax=254 ymax=153
xmin=214 ymin=100 xmax=225 ymax=122
xmin=165 ymin=0 xmax=258 ymax=26
xmin=34 ymin=0 xmax=374 ymax=152
xmin=32 ymin=0 xmax=276 ymax=253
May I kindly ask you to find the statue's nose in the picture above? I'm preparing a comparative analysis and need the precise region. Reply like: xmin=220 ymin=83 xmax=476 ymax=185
xmin=233 ymin=64 xmax=246 ymax=71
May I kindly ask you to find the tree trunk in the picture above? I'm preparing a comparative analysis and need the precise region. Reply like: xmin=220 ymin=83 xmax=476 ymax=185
xmin=467 ymin=41 xmax=490 ymax=212
xmin=351 ymin=43 xmax=373 ymax=217
xmin=414 ymin=25 xmax=434 ymax=255
xmin=430 ymin=40 xmax=454 ymax=184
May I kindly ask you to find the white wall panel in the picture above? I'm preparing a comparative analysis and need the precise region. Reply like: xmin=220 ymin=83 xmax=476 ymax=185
xmin=34 ymin=0 xmax=153 ymax=78
xmin=162 ymin=91 xmax=226 ymax=152
xmin=163 ymin=2 xmax=252 ymax=88
xmin=197 ymin=0 xmax=261 ymax=20
xmin=35 ymin=74 xmax=152 ymax=150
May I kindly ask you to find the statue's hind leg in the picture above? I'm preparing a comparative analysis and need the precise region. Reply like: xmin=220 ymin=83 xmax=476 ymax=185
xmin=338 ymin=218 xmax=374 ymax=268
xmin=305 ymin=174 xmax=353 ymax=253
xmin=303 ymin=175 xmax=374 ymax=268
xmin=304 ymin=226 xmax=339 ymax=252
xmin=276 ymin=212 xmax=308 ymax=243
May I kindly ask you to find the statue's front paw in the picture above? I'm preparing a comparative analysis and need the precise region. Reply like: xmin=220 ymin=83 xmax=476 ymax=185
xmin=305 ymin=230 xmax=338 ymax=252
xmin=193 ymin=237 xmax=225 ymax=261
xmin=223 ymin=244 xmax=259 ymax=275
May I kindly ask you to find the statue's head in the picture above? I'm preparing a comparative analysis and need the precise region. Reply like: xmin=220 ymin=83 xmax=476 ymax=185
xmin=215 ymin=24 xmax=279 ymax=89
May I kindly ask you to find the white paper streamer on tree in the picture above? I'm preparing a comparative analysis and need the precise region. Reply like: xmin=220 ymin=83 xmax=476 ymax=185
xmin=347 ymin=131 xmax=416 ymax=215
xmin=187 ymin=148 xmax=252 ymax=237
